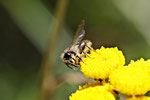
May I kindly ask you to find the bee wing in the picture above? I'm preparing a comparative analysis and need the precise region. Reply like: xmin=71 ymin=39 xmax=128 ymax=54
xmin=72 ymin=20 xmax=85 ymax=45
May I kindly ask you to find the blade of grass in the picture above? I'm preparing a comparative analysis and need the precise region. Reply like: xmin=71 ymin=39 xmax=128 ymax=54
xmin=38 ymin=0 xmax=68 ymax=100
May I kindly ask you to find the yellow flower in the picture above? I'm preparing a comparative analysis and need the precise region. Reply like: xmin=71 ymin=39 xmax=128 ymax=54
xmin=126 ymin=96 xmax=150 ymax=100
xmin=109 ymin=59 xmax=150 ymax=95
xmin=129 ymin=58 xmax=150 ymax=73
xmin=80 ymin=46 xmax=125 ymax=79
xmin=69 ymin=83 xmax=115 ymax=100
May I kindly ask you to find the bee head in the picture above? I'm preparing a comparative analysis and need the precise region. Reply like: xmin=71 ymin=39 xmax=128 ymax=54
xmin=64 ymin=52 xmax=72 ymax=60
xmin=61 ymin=51 xmax=76 ymax=64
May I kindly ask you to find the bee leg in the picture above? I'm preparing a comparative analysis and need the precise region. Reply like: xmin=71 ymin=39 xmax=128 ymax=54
xmin=82 ymin=51 xmax=91 ymax=58
xmin=84 ymin=43 xmax=95 ymax=51
xmin=76 ymin=55 xmax=84 ymax=62
xmin=66 ymin=63 xmax=74 ymax=70
xmin=86 ymin=45 xmax=94 ymax=50
xmin=78 ymin=43 xmax=86 ymax=52
xmin=82 ymin=42 xmax=98 ymax=53
xmin=71 ymin=63 xmax=80 ymax=68
xmin=66 ymin=63 xmax=78 ymax=71
xmin=79 ymin=40 xmax=95 ymax=52
xmin=79 ymin=42 xmax=86 ymax=54
xmin=69 ymin=63 xmax=80 ymax=71
xmin=85 ymin=46 xmax=98 ymax=54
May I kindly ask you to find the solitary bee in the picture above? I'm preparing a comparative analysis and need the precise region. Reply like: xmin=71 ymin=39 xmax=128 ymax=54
xmin=61 ymin=20 xmax=93 ymax=70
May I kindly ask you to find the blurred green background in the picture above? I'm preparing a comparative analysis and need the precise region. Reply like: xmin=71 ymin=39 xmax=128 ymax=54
xmin=0 ymin=0 xmax=150 ymax=100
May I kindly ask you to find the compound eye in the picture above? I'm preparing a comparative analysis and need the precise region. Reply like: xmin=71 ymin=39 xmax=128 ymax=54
xmin=70 ymin=61 xmax=73 ymax=63
xmin=64 ymin=53 xmax=71 ymax=60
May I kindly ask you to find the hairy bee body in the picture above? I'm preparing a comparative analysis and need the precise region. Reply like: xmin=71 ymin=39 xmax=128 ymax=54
xmin=61 ymin=20 xmax=93 ymax=70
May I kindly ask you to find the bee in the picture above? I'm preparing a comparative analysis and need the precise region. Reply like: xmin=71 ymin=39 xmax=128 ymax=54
xmin=61 ymin=20 xmax=93 ymax=70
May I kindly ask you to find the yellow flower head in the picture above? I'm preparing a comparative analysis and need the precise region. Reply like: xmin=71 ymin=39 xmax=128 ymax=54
xmin=109 ymin=59 xmax=150 ymax=95
xmin=80 ymin=46 xmax=125 ymax=79
xmin=126 ymin=96 xmax=150 ymax=100
xmin=129 ymin=58 xmax=150 ymax=73
xmin=69 ymin=83 xmax=115 ymax=100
